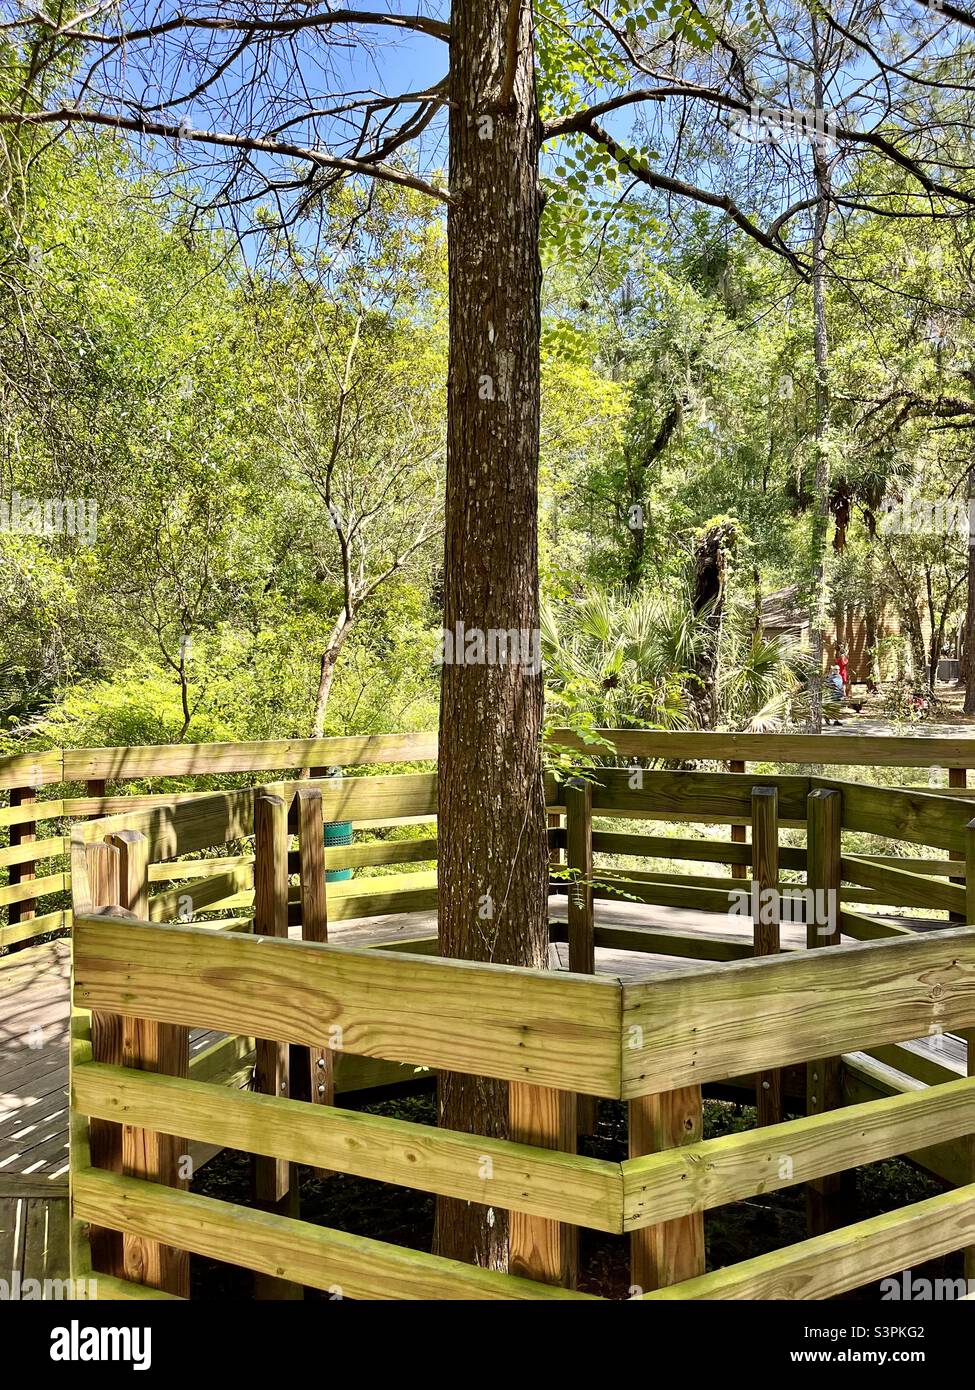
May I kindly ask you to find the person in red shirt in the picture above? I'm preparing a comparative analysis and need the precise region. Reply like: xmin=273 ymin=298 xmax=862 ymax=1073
xmin=836 ymin=649 xmax=849 ymax=695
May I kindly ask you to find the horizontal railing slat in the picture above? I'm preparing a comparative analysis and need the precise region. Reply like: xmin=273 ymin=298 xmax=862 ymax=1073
xmin=0 ymin=908 xmax=69 ymax=949
xmin=589 ymin=769 xmax=810 ymax=821
xmin=73 ymin=916 xmax=623 ymax=1096
xmin=841 ymin=853 xmax=965 ymax=914
xmin=550 ymin=728 xmax=975 ymax=768
xmin=622 ymin=926 xmax=975 ymax=1098
xmin=73 ymin=1062 xmax=622 ymax=1231
xmin=622 ymin=1075 xmax=975 ymax=1229
xmin=63 ymin=732 xmax=438 ymax=780
xmin=640 ymin=1181 xmax=975 ymax=1300
xmin=0 ymin=871 xmax=68 ymax=907
xmin=816 ymin=777 xmax=975 ymax=853
xmin=72 ymin=1169 xmax=599 ymax=1300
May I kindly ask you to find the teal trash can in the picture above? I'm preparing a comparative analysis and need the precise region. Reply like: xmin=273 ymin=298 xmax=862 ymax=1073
xmin=325 ymin=818 xmax=353 ymax=882
xmin=323 ymin=767 xmax=353 ymax=883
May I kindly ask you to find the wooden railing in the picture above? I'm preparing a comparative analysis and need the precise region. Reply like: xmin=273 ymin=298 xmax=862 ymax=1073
xmin=0 ymin=732 xmax=438 ymax=950
xmin=7 ymin=727 xmax=975 ymax=951
xmin=67 ymin=761 xmax=975 ymax=1299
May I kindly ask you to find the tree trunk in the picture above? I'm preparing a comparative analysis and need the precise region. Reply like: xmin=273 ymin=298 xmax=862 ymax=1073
xmin=864 ymin=550 xmax=878 ymax=683
xmin=433 ymin=0 xmax=547 ymax=1269
xmin=964 ymin=466 xmax=975 ymax=713
xmin=807 ymin=23 xmax=831 ymax=734
xmin=690 ymin=522 xmax=735 ymax=728
xmin=310 ymin=612 xmax=352 ymax=738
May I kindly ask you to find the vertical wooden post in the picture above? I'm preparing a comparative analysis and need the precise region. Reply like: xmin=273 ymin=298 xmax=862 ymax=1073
xmin=565 ymin=779 xmax=595 ymax=1136
xmin=963 ymin=819 xmax=975 ymax=1286
xmin=84 ymin=839 xmax=124 ymax=1277
xmin=547 ymin=811 xmax=561 ymax=868
xmin=86 ymin=778 xmax=106 ymax=814
xmin=108 ymin=829 xmax=190 ymax=1296
xmin=509 ymin=1083 xmax=578 ymax=1287
xmin=293 ymin=787 xmax=333 ymax=1178
xmin=805 ymin=788 xmax=850 ymax=1235
xmin=729 ymin=759 xmax=747 ymax=879
xmin=252 ymin=793 xmax=299 ymax=1297
xmin=629 ymin=1086 xmax=705 ymax=1294
xmin=949 ymin=768 xmax=967 ymax=923
xmin=752 ymin=785 xmax=781 ymax=1126
xmin=8 ymin=785 xmax=37 ymax=924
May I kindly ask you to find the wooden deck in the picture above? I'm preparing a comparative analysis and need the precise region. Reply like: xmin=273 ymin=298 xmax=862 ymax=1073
xmin=0 ymin=940 xmax=71 ymax=1292
xmin=0 ymin=940 xmax=70 ymax=1183
xmin=1 ymin=898 xmax=968 ymax=1294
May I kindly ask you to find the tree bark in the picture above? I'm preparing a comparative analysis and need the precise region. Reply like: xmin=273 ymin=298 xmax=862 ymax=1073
xmin=310 ymin=611 xmax=352 ymax=738
xmin=690 ymin=522 xmax=735 ymax=728
xmin=964 ymin=465 xmax=975 ymax=713
xmin=807 ymin=21 xmax=832 ymax=734
xmin=433 ymin=0 xmax=548 ymax=1269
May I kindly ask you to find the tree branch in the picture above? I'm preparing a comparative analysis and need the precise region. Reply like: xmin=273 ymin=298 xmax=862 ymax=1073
xmin=565 ymin=116 xmax=808 ymax=274
xmin=0 ymin=8 xmax=451 ymax=44
xmin=0 ymin=106 xmax=450 ymax=204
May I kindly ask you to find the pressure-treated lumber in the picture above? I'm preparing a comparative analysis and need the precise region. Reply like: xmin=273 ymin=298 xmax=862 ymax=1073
xmin=948 ymin=768 xmax=967 ymax=924
xmin=855 ymin=853 xmax=963 ymax=877
xmin=295 ymin=787 xmax=333 ymax=1180
xmin=63 ymin=732 xmax=437 ymax=781
xmin=0 ymin=908 xmax=69 ymax=950
xmin=751 ymin=786 xmax=781 ymax=1125
xmin=325 ymin=836 xmax=438 ymax=869
xmin=565 ymin=779 xmax=595 ymax=1135
xmin=508 ymin=1082 xmax=579 ymax=1286
xmin=589 ymin=768 xmax=810 ymax=822
xmin=252 ymin=795 xmax=292 ymax=1210
xmin=72 ymin=786 xmax=257 ymax=864
xmin=0 ymin=870 xmax=67 ymax=907
xmin=149 ymin=854 xmax=254 ymax=881
xmin=840 ymin=1055 xmax=971 ymax=1187
xmin=838 ymin=907 xmax=913 ymax=940
xmin=13 ymin=731 xmax=975 ymax=796
xmin=251 ymin=793 xmax=298 ymax=1298
xmin=73 ymin=1170 xmax=600 ymax=1301
xmin=73 ymin=916 xmax=623 ymax=1096
xmin=592 ymin=829 xmax=801 ymax=868
xmin=621 ymin=927 xmax=975 ymax=1097
xmin=622 ymin=1074 xmax=975 ymax=1229
xmin=805 ymin=788 xmax=848 ymax=1235
xmin=0 ymin=748 xmax=62 ymax=790
xmin=6 ymin=785 xmax=38 ymax=924
xmin=188 ymin=1033 xmax=255 ymax=1086
xmin=555 ymin=920 xmax=759 ymax=962
xmin=729 ymin=758 xmax=747 ymax=878
xmin=640 ymin=1181 xmax=975 ymax=1300
xmin=73 ymin=1062 xmax=622 ymax=1232
xmin=629 ymin=1085 xmax=705 ymax=1292
xmin=816 ymin=776 xmax=975 ymax=853
xmin=84 ymin=842 xmax=123 ymax=1279
xmin=0 ymin=835 xmax=67 ymax=869
xmin=840 ymin=853 xmax=964 ymax=915
xmin=148 ymin=865 xmax=255 ymax=923
xmin=588 ymin=875 xmax=747 ymax=915
xmin=108 ymin=830 xmax=189 ymax=1297
xmin=550 ymin=727 xmax=975 ymax=768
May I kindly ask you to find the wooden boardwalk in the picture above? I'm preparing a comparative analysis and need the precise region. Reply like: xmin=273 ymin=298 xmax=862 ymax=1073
xmin=0 ymin=940 xmax=70 ymax=1183
xmin=0 ymin=1173 xmax=69 ymax=1293
xmin=0 ymin=940 xmax=71 ymax=1292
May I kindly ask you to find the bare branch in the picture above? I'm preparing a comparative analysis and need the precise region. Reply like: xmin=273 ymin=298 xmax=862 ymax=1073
xmin=0 ymin=106 xmax=450 ymax=204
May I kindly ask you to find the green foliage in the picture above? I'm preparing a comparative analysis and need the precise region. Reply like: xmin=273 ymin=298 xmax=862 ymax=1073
xmin=542 ymin=582 xmax=806 ymax=734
